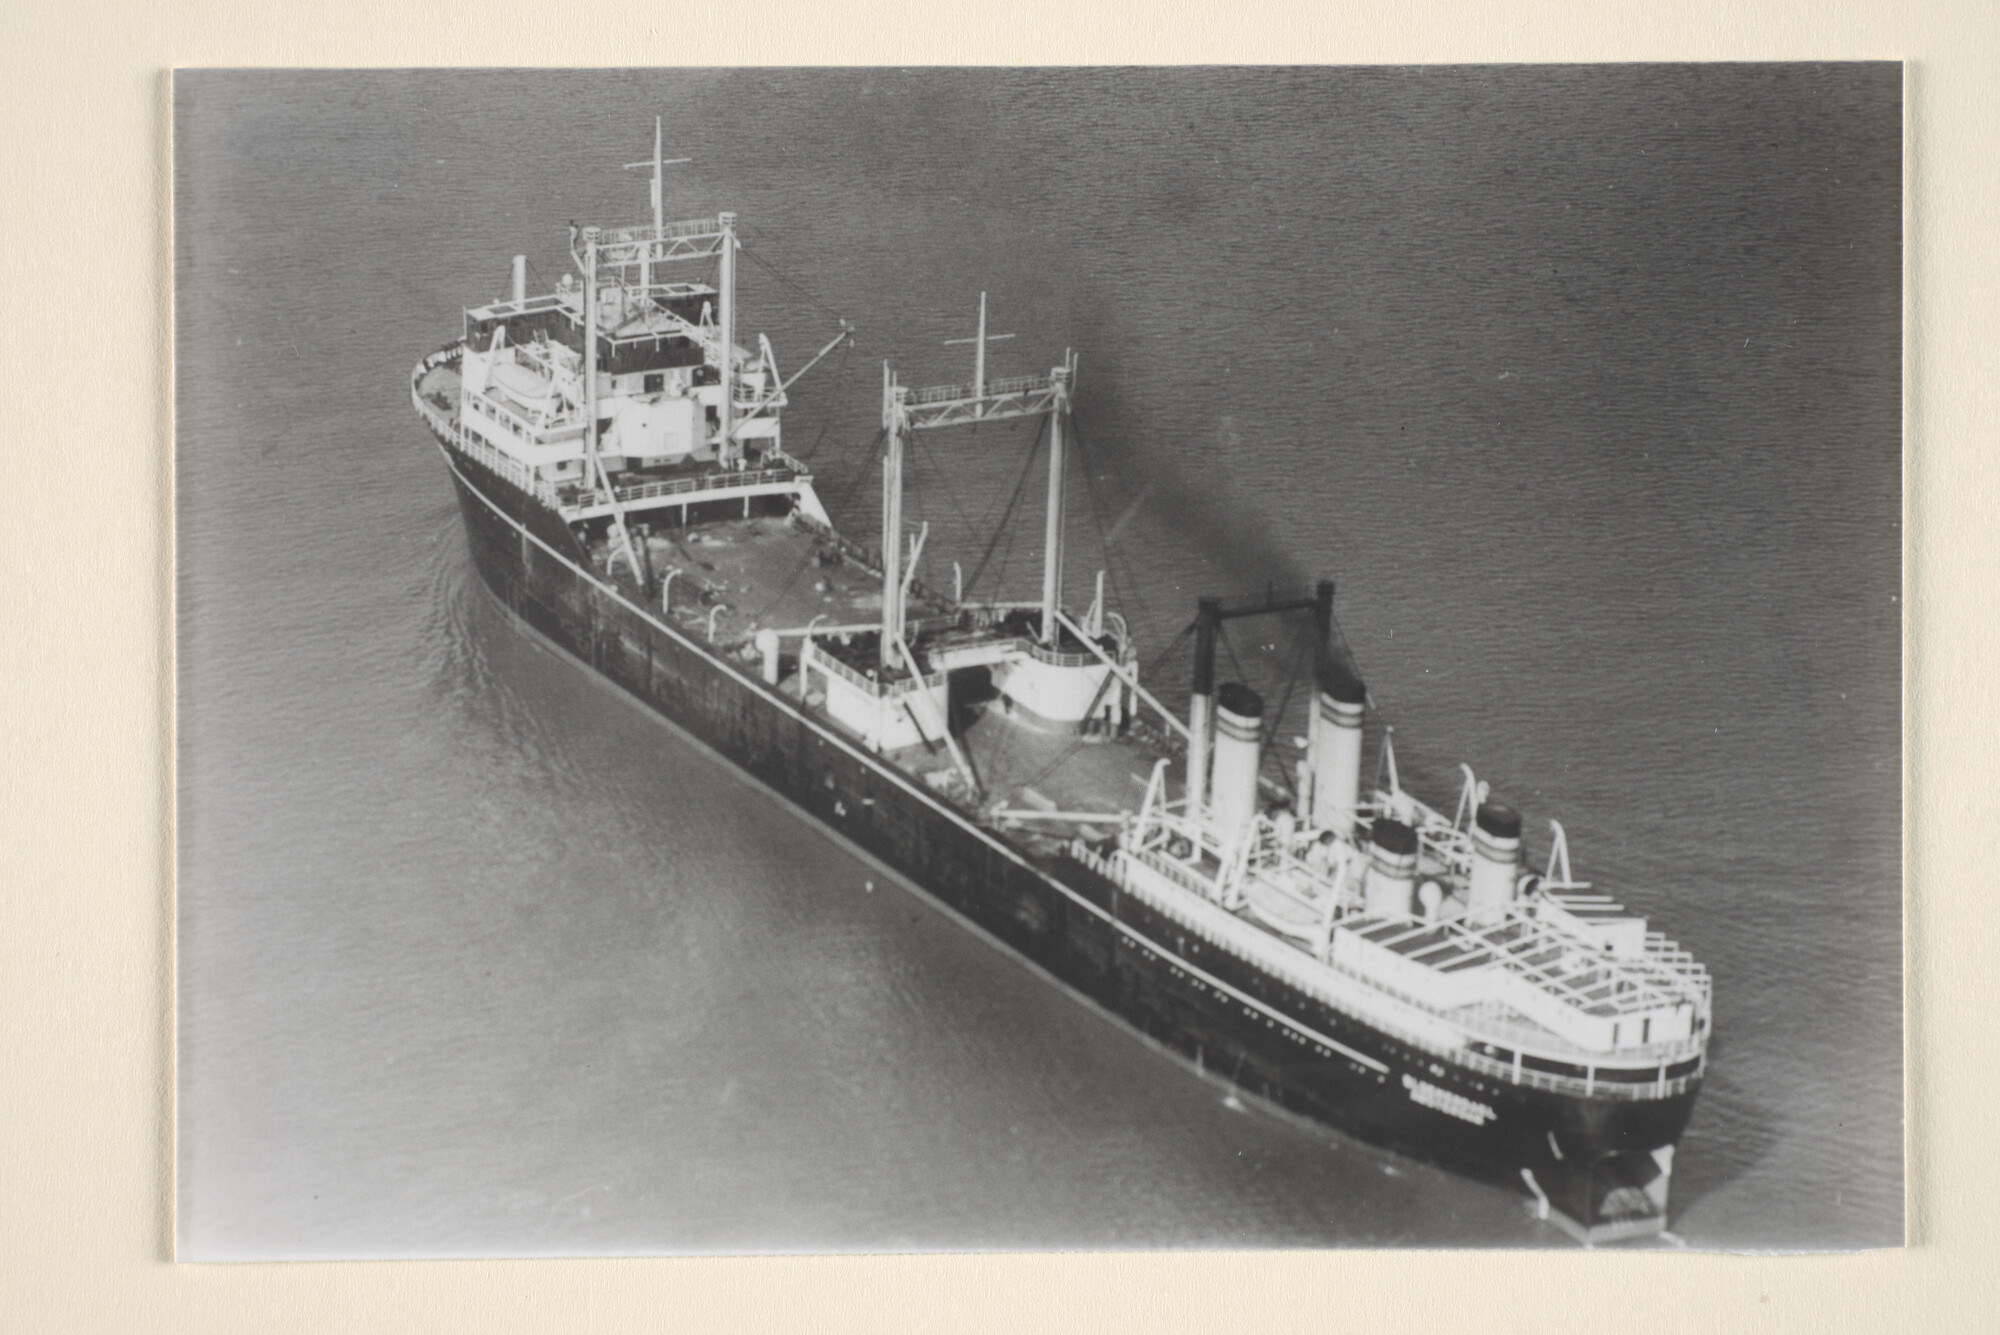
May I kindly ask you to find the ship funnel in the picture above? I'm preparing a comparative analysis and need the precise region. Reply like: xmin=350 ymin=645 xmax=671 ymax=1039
xmin=1364 ymin=818 xmax=1419 ymax=918
xmin=511 ymin=255 xmax=527 ymax=306
xmin=1308 ymin=660 xmax=1367 ymax=835
xmin=1466 ymin=802 xmax=1522 ymax=920
xmin=1210 ymin=682 xmax=1265 ymax=841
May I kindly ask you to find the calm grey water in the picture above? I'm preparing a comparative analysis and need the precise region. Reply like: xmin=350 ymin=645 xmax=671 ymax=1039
xmin=175 ymin=67 xmax=1902 ymax=1256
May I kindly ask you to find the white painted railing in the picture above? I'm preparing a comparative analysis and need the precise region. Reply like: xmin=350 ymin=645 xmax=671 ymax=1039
xmin=411 ymin=346 xmax=563 ymax=505
xmin=803 ymin=638 xmax=943 ymax=697
xmin=1070 ymin=840 xmax=1702 ymax=1102
xmin=576 ymin=462 xmax=807 ymax=511
xmin=909 ymin=372 xmax=1052 ymax=405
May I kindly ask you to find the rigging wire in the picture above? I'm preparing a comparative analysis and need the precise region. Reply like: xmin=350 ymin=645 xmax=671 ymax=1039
xmin=1215 ymin=621 xmax=1273 ymax=782
xmin=1142 ymin=621 xmax=1196 ymax=702
xmin=1011 ymin=617 xmax=1198 ymax=798
xmin=964 ymin=424 xmax=1039 ymax=589
xmin=1263 ymin=632 xmax=1313 ymax=801
xmin=1325 ymin=606 xmax=1363 ymax=684
xmin=1266 ymin=632 xmax=1312 ymax=751
xmin=982 ymin=510 xmax=1023 ymax=600
xmin=737 ymin=240 xmax=848 ymax=323
xmin=793 ymin=338 xmax=855 ymax=462
xmin=827 ymin=426 xmax=890 ymax=523
xmin=1065 ymin=409 xmax=1152 ymax=637
xmin=1212 ymin=611 xmax=1319 ymax=798
xmin=739 ymin=425 xmax=886 ymax=626
xmin=906 ymin=426 xmax=981 ymax=556
xmin=747 ymin=536 xmax=827 ymax=624
xmin=1217 ymin=621 xmax=1252 ymax=697
xmin=961 ymin=414 xmax=1048 ymax=599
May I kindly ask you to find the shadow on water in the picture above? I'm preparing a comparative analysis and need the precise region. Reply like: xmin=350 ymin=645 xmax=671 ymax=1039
xmin=1656 ymin=1033 xmax=1781 ymax=1228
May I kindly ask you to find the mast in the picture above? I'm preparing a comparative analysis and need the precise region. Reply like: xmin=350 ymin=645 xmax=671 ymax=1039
xmin=642 ymin=117 xmax=662 ymax=292
xmin=942 ymin=291 xmax=1014 ymax=424
xmin=881 ymin=365 xmax=907 ymax=670
xmin=621 ymin=120 xmax=690 ymax=295
xmin=1039 ymin=354 xmax=1075 ymax=645
xmin=906 ymin=296 xmax=1061 ymax=628
xmin=888 ymin=367 xmax=896 ymax=591
xmin=975 ymin=292 xmax=987 ymax=406
xmin=718 ymin=211 xmax=738 ymax=465
xmin=1187 ymin=596 xmax=1221 ymax=820
xmin=580 ymin=229 xmax=643 ymax=580
xmin=584 ymin=227 xmax=596 ymax=453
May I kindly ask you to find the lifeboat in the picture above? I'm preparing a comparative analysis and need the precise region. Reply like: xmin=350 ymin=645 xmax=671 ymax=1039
xmin=489 ymin=359 xmax=554 ymax=410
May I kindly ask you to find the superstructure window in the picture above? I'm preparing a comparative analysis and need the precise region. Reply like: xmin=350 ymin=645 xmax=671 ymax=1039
xmin=644 ymin=372 xmax=665 ymax=394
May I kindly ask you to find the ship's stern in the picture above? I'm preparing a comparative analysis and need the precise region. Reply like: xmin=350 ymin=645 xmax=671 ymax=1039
xmin=1526 ymin=1144 xmax=1679 ymax=1245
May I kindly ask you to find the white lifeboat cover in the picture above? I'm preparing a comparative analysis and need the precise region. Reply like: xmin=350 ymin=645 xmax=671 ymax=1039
xmin=489 ymin=359 xmax=553 ymax=407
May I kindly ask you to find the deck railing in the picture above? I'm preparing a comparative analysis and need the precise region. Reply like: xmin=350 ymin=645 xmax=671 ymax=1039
xmin=416 ymin=345 xmax=815 ymax=518
xmin=569 ymin=461 xmax=807 ymax=512
xmin=1068 ymin=841 xmax=1702 ymax=1103
xmin=932 ymin=630 xmax=1113 ymax=673
xmin=803 ymin=639 xmax=945 ymax=696
xmin=908 ymin=372 xmax=1053 ymax=406
xmin=595 ymin=215 xmax=727 ymax=246
xmin=467 ymin=389 xmax=583 ymax=447
xmin=411 ymin=346 xmax=564 ymax=506
xmin=1024 ymin=638 xmax=1102 ymax=669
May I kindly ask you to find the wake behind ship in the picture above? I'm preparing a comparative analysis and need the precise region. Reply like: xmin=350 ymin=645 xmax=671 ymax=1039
xmin=410 ymin=124 xmax=1712 ymax=1245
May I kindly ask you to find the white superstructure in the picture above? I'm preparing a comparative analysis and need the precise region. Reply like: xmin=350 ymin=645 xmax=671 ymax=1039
xmin=1085 ymin=606 xmax=1711 ymax=1090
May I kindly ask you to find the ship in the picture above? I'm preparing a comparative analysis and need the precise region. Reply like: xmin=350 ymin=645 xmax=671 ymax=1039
xmin=409 ymin=123 xmax=1712 ymax=1245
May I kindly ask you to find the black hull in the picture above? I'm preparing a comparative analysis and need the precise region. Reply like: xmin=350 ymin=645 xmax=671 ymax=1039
xmin=436 ymin=440 xmax=1701 ymax=1244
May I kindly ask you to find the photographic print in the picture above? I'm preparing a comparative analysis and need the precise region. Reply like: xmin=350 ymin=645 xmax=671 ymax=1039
xmin=174 ymin=65 xmax=1902 ymax=1257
